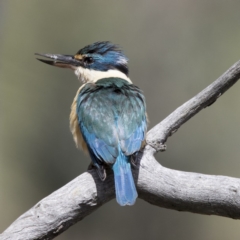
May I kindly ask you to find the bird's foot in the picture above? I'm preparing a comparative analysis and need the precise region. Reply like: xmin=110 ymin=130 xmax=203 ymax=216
xmin=97 ymin=166 xmax=107 ymax=181
xmin=131 ymin=151 xmax=143 ymax=167
xmin=88 ymin=163 xmax=106 ymax=181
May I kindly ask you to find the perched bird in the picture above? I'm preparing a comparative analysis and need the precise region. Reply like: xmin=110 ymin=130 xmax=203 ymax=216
xmin=35 ymin=41 xmax=147 ymax=206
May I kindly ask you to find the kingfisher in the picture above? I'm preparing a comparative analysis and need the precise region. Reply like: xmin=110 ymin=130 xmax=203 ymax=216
xmin=35 ymin=41 xmax=147 ymax=206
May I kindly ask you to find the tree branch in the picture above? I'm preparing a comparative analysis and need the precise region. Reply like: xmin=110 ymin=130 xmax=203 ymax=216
xmin=138 ymin=147 xmax=240 ymax=218
xmin=147 ymin=60 xmax=240 ymax=152
xmin=2 ymin=60 xmax=240 ymax=240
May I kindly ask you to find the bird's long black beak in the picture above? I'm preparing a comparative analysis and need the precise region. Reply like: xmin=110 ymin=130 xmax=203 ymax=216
xmin=35 ymin=53 xmax=82 ymax=69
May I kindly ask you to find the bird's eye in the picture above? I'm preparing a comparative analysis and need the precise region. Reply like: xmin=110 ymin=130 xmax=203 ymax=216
xmin=84 ymin=57 xmax=93 ymax=64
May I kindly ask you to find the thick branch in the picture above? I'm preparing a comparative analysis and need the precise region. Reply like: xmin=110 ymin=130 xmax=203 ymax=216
xmin=2 ymin=60 xmax=240 ymax=239
xmin=1 ymin=148 xmax=240 ymax=240
xmin=138 ymin=146 xmax=240 ymax=218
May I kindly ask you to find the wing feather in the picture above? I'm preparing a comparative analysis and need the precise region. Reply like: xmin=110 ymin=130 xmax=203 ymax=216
xmin=77 ymin=78 xmax=147 ymax=166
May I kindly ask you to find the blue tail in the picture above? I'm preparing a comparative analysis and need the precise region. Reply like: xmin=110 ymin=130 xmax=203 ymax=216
xmin=112 ymin=151 xmax=138 ymax=206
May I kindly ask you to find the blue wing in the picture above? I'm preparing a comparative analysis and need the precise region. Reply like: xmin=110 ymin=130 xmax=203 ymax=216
xmin=77 ymin=78 xmax=147 ymax=167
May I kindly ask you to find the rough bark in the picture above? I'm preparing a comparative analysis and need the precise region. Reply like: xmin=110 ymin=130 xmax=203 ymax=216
xmin=1 ymin=60 xmax=240 ymax=240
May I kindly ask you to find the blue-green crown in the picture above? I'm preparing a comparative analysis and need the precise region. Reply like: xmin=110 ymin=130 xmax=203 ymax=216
xmin=77 ymin=41 xmax=129 ymax=75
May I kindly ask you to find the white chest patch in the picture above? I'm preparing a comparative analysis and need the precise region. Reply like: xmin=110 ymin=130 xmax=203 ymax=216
xmin=74 ymin=67 xmax=132 ymax=83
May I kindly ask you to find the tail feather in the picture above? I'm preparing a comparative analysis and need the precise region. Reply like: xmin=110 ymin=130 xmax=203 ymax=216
xmin=112 ymin=151 xmax=138 ymax=206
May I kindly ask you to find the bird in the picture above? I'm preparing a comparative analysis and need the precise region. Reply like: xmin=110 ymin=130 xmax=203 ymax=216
xmin=35 ymin=41 xmax=147 ymax=206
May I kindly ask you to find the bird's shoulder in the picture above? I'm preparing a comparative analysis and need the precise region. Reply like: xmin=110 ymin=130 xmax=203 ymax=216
xmin=78 ymin=77 xmax=145 ymax=103
xmin=80 ymin=77 xmax=132 ymax=92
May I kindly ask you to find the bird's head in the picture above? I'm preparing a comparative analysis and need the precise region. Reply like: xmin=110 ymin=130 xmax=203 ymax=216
xmin=35 ymin=41 xmax=130 ymax=83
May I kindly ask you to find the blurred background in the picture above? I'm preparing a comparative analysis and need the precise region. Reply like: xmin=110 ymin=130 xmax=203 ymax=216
xmin=1 ymin=0 xmax=240 ymax=239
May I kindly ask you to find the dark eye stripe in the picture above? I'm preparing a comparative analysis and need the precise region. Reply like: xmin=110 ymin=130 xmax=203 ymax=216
xmin=84 ymin=57 xmax=94 ymax=64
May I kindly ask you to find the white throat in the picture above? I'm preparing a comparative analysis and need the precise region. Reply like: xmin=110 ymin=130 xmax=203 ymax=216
xmin=74 ymin=67 xmax=132 ymax=83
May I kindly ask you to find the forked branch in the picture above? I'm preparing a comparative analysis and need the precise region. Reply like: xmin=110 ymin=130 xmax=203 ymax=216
xmin=1 ymin=60 xmax=240 ymax=240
